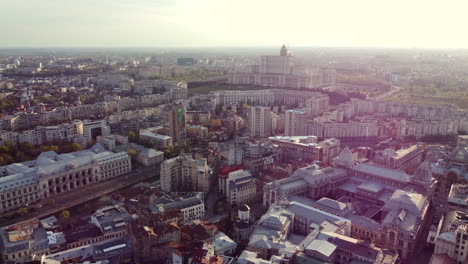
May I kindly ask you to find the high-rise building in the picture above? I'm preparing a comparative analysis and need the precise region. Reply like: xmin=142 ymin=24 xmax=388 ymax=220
xmin=247 ymin=106 xmax=271 ymax=138
xmin=285 ymin=109 xmax=306 ymax=136
xmin=168 ymin=101 xmax=187 ymax=144
xmin=160 ymin=155 xmax=210 ymax=193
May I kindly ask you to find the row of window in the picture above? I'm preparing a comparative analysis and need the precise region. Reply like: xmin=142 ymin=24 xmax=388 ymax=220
xmin=0 ymin=193 xmax=39 ymax=210
xmin=1 ymin=185 xmax=38 ymax=199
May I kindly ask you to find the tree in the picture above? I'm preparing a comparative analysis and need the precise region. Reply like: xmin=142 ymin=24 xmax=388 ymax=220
xmin=0 ymin=145 xmax=9 ymax=153
xmin=19 ymin=142 xmax=33 ymax=152
xmin=142 ymin=139 xmax=154 ymax=148
xmin=182 ymin=141 xmax=190 ymax=152
xmin=50 ymin=145 xmax=59 ymax=152
xmin=59 ymin=210 xmax=70 ymax=220
xmin=127 ymin=149 xmax=137 ymax=157
xmin=128 ymin=131 xmax=137 ymax=142
xmin=18 ymin=208 xmax=28 ymax=214
xmin=0 ymin=153 xmax=13 ymax=164
xmin=242 ymin=103 xmax=249 ymax=109
xmin=71 ymin=143 xmax=83 ymax=151
xmin=167 ymin=144 xmax=176 ymax=153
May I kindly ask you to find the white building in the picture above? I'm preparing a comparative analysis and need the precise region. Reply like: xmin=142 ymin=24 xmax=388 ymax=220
xmin=219 ymin=169 xmax=257 ymax=205
xmin=82 ymin=120 xmax=110 ymax=142
xmin=248 ymin=106 xmax=271 ymax=138
xmin=0 ymin=144 xmax=131 ymax=212
xmin=151 ymin=195 xmax=205 ymax=225
xmin=213 ymin=232 xmax=237 ymax=256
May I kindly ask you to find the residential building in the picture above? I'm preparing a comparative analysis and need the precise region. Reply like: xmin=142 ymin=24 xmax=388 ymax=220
xmin=150 ymin=193 xmax=205 ymax=225
xmin=447 ymin=184 xmax=468 ymax=212
xmin=219 ymin=169 xmax=257 ymax=205
xmin=140 ymin=127 xmax=173 ymax=149
xmin=160 ymin=155 xmax=210 ymax=193
xmin=186 ymin=125 xmax=209 ymax=139
xmin=285 ymin=110 xmax=307 ymax=136
xmin=136 ymin=148 xmax=164 ymax=167
xmin=432 ymin=211 xmax=468 ymax=264
xmin=247 ymin=106 xmax=271 ymax=138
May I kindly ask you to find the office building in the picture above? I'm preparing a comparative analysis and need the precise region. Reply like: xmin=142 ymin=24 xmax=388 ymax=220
xmin=168 ymin=101 xmax=187 ymax=145
xmin=247 ymin=106 xmax=271 ymax=138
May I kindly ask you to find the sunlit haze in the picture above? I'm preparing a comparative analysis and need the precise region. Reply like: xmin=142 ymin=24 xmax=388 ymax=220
xmin=2 ymin=0 xmax=468 ymax=48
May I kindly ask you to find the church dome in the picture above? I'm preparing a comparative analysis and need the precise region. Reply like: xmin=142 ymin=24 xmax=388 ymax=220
xmin=334 ymin=146 xmax=355 ymax=168
xmin=413 ymin=160 xmax=433 ymax=182
xmin=449 ymin=143 xmax=468 ymax=163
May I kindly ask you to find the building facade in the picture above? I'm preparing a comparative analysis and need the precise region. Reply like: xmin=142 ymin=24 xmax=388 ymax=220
xmin=160 ymin=155 xmax=210 ymax=193
xmin=247 ymin=106 xmax=271 ymax=138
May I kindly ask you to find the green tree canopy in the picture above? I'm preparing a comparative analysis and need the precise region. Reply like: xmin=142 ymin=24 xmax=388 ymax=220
xmin=59 ymin=210 xmax=70 ymax=219
xmin=71 ymin=143 xmax=83 ymax=151
xmin=127 ymin=148 xmax=137 ymax=157
xmin=128 ymin=131 xmax=137 ymax=142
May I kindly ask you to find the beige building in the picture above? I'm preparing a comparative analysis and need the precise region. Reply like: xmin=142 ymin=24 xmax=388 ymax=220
xmin=373 ymin=144 xmax=423 ymax=171
xmin=186 ymin=125 xmax=209 ymax=139
xmin=160 ymin=155 xmax=210 ymax=193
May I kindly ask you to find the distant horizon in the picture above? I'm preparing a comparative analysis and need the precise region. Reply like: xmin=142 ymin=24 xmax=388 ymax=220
xmin=3 ymin=0 xmax=468 ymax=50
xmin=1 ymin=45 xmax=467 ymax=51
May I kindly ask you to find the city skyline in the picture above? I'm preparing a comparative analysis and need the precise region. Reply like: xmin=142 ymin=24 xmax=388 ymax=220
xmin=2 ymin=0 xmax=468 ymax=49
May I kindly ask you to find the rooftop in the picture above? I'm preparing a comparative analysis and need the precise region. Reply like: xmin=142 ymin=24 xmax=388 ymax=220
xmin=352 ymin=163 xmax=409 ymax=183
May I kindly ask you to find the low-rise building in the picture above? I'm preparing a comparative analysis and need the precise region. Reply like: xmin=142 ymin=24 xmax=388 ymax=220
xmin=136 ymin=148 xmax=164 ymax=167
xmin=140 ymin=127 xmax=173 ymax=149
xmin=373 ymin=144 xmax=423 ymax=171
xmin=150 ymin=194 xmax=205 ymax=225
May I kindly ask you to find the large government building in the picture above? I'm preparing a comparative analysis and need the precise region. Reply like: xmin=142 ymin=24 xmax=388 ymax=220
xmin=0 ymin=144 xmax=131 ymax=212
xmin=263 ymin=147 xmax=436 ymax=259
xmin=228 ymin=45 xmax=335 ymax=89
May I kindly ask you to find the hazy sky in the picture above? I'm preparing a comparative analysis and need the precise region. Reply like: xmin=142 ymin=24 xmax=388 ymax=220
xmin=1 ymin=0 xmax=468 ymax=48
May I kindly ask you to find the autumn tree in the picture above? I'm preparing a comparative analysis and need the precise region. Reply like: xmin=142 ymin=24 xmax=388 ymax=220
xmin=71 ymin=143 xmax=83 ymax=151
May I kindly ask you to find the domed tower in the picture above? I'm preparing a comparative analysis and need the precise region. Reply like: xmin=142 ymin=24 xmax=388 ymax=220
xmin=333 ymin=146 xmax=356 ymax=168
xmin=412 ymin=160 xmax=436 ymax=196
xmin=238 ymin=204 xmax=250 ymax=222
xmin=413 ymin=160 xmax=433 ymax=182
xmin=280 ymin=44 xmax=288 ymax=56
